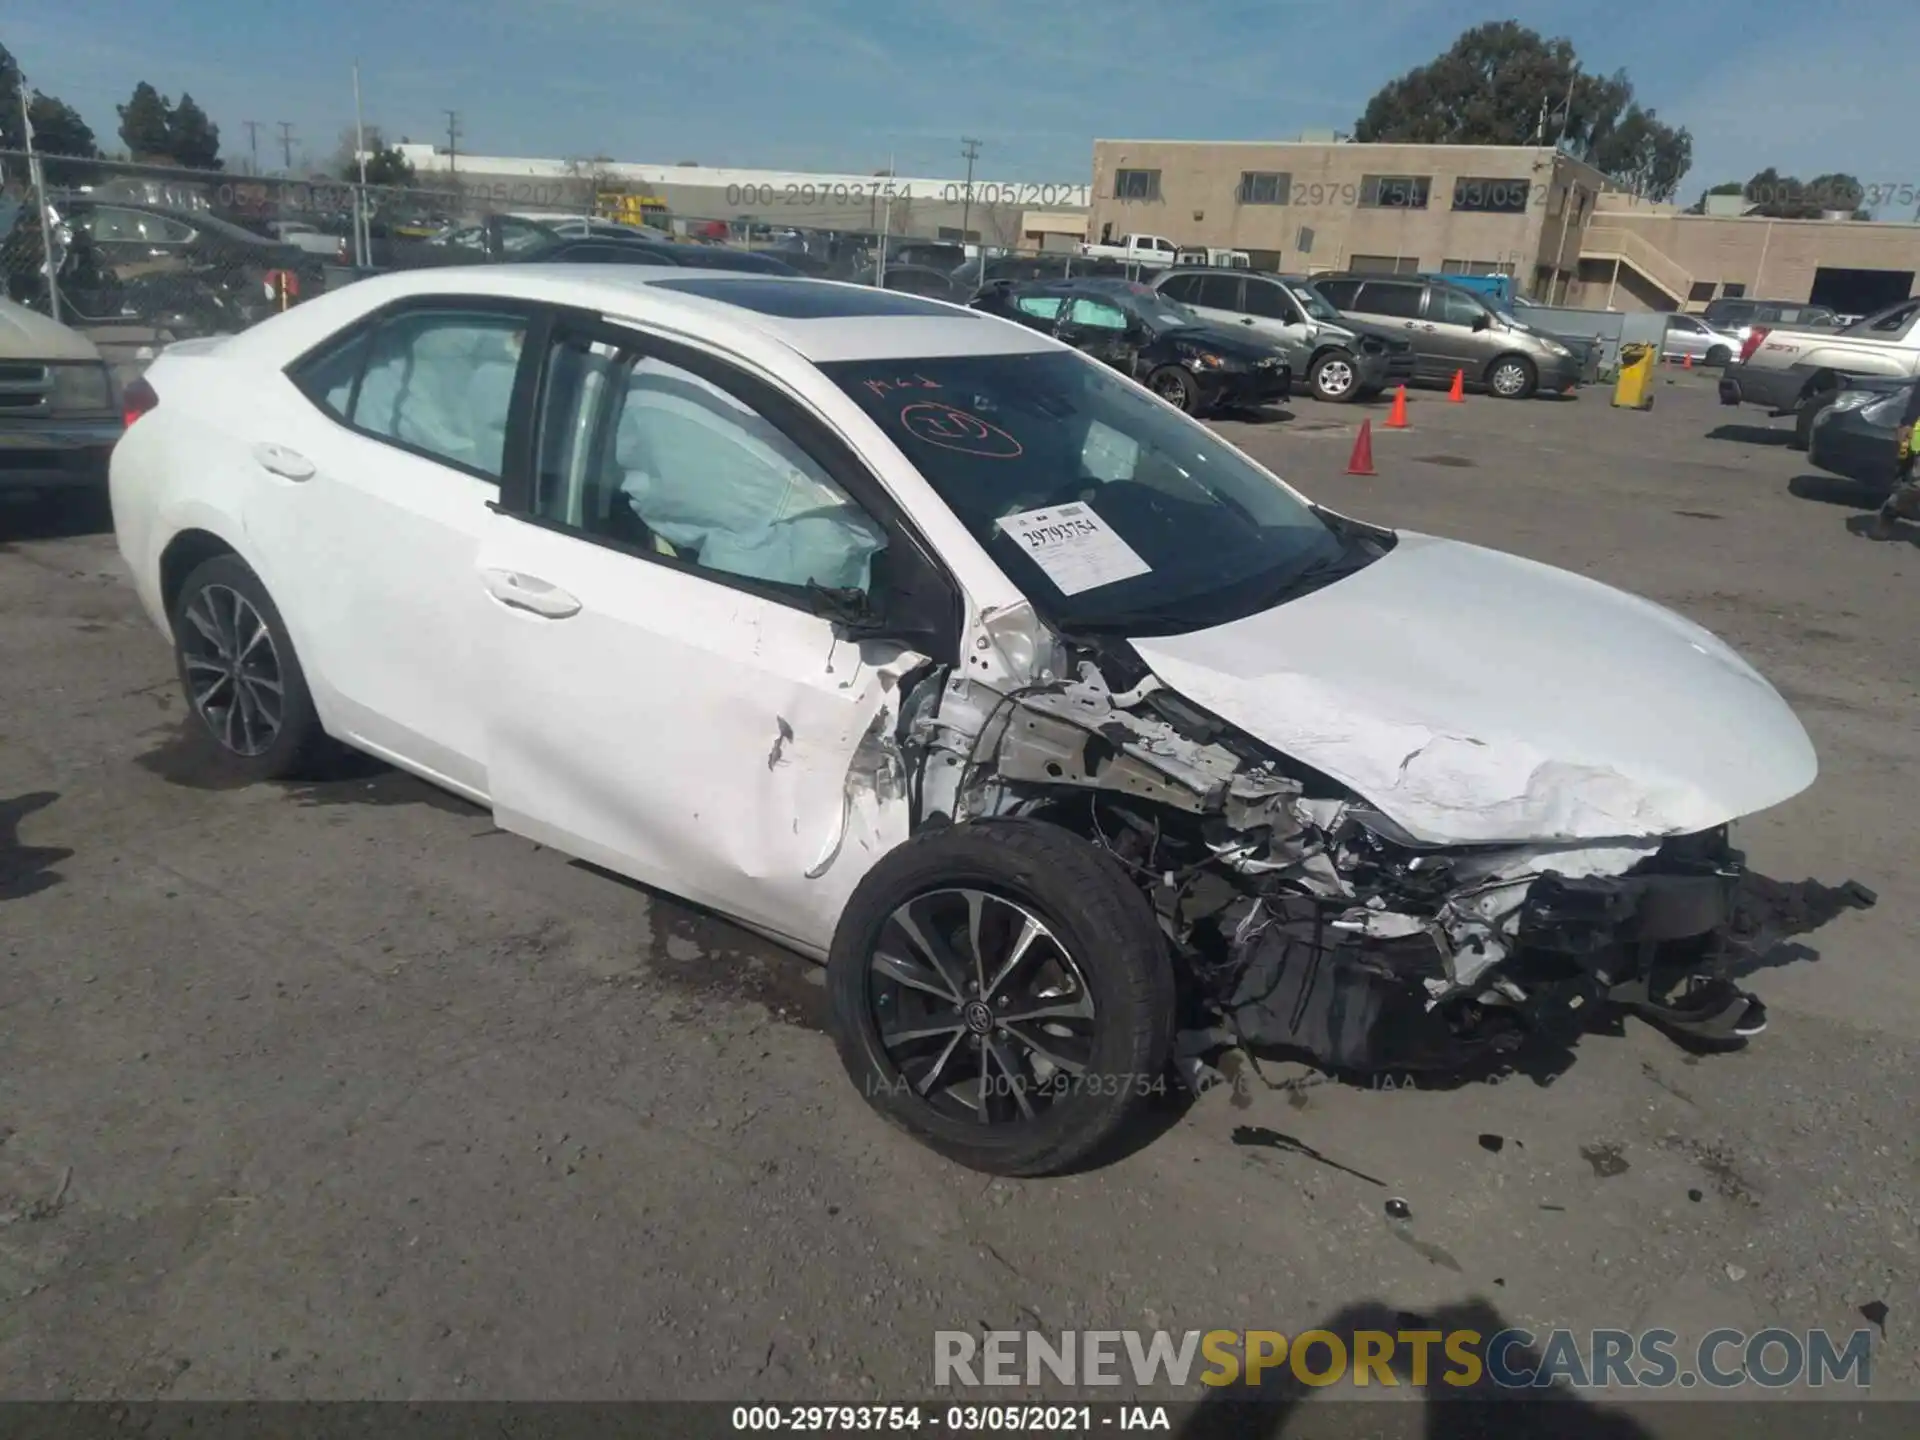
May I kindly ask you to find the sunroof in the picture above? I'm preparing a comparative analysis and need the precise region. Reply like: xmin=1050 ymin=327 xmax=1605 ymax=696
xmin=647 ymin=276 xmax=980 ymax=320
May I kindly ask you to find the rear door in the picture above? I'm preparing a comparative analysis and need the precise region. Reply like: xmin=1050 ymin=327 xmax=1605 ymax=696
xmin=1175 ymin=272 xmax=1245 ymax=330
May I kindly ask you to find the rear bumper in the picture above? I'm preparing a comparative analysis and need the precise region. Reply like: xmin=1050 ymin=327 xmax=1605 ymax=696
xmin=0 ymin=419 xmax=122 ymax=492
xmin=1719 ymin=361 xmax=1803 ymax=412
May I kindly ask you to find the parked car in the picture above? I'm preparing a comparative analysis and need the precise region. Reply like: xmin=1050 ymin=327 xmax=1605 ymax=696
xmin=110 ymin=266 xmax=1866 ymax=1174
xmin=1662 ymin=313 xmax=1743 ymax=367
xmin=1808 ymin=377 xmax=1912 ymax=493
xmin=61 ymin=199 xmax=325 ymax=297
xmin=1149 ymin=268 xmax=1415 ymax=402
xmin=1702 ymin=298 xmax=1842 ymax=343
xmin=1310 ymin=273 xmax=1582 ymax=398
xmin=1077 ymin=232 xmax=1179 ymax=269
xmin=950 ymin=254 xmax=1125 ymax=290
xmin=0 ymin=295 xmax=121 ymax=499
xmin=972 ymin=276 xmax=1291 ymax=414
xmin=1173 ymin=248 xmax=1251 ymax=270
xmin=269 ymin=220 xmax=351 ymax=259
xmin=1719 ymin=296 xmax=1920 ymax=449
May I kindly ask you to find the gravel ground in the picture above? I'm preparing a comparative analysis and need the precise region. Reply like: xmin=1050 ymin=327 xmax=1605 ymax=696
xmin=0 ymin=369 xmax=1914 ymax=1426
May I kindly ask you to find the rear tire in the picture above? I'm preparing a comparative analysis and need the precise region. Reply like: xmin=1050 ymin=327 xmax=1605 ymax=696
xmin=1705 ymin=345 xmax=1731 ymax=367
xmin=1146 ymin=365 xmax=1199 ymax=413
xmin=827 ymin=819 xmax=1176 ymax=1176
xmin=169 ymin=553 xmax=326 ymax=782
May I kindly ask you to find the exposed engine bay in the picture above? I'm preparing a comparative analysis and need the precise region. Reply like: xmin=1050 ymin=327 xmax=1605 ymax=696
xmin=891 ymin=609 xmax=1878 ymax=1085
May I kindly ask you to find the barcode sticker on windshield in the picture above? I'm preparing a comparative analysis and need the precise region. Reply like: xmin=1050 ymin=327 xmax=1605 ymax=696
xmin=995 ymin=503 xmax=1150 ymax=595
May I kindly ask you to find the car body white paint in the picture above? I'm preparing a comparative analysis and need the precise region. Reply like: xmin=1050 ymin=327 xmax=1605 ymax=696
xmin=112 ymin=264 xmax=1819 ymax=962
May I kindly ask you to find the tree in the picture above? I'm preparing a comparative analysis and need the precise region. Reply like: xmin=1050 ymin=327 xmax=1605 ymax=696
xmin=364 ymin=142 xmax=415 ymax=188
xmin=1353 ymin=21 xmax=1694 ymax=201
xmin=0 ymin=42 xmax=100 ymax=182
xmin=117 ymin=81 xmax=174 ymax=162
xmin=167 ymin=92 xmax=221 ymax=170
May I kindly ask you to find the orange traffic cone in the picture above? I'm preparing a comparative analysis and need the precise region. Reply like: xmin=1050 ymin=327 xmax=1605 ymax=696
xmin=1385 ymin=384 xmax=1409 ymax=428
xmin=1683 ymin=352 xmax=1693 ymax=369
xmin=1346 ymin=419 xmax=1377 ymax=476
xmin=1448 ymin=369 xmax=1465 ymax=403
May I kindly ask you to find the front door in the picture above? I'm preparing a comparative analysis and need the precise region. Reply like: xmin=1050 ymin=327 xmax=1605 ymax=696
xmin=478 ymin=317 xmax=932 ymax=953
xmin=1349 ymin=280 xmax=1439 ymax=378
xmin=1423 ymin=284 xmax=1497 ymax=383
xmin=243 ymin=300 xmax=535 ymax=795
xmin=1240 ymin=275 xmax=1314 ymax=368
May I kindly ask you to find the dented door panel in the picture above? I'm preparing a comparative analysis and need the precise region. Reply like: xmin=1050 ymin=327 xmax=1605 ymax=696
xmin=477 ymin=515 xmax=925 ymax=955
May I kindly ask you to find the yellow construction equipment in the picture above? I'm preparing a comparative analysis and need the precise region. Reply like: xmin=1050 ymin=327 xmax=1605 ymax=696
xmin=1612 ymin=342 xmax=1656 ymax=410
xmin=594 ymin=189 xmax=670 ymax=229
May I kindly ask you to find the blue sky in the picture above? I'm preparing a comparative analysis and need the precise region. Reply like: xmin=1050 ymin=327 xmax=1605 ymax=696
xmin=4 ymin=0 xmax=1900 ymax=201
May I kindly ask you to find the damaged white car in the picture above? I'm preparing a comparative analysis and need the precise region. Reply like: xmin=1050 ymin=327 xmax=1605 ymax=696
xmin=110 ymin=267 xmax=1874 ymax=1176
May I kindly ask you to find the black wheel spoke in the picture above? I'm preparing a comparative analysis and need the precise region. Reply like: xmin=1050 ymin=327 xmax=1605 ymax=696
xmin=180 ymin=583 xmax=284 ymax=758
xmin=874 ymin=946 xmax=960 ymax=1005
xmin=913 ymin=1030 xmax=967 ymax=1098
xmin=1000 ymin=1020 xmax=1088 ymax=1076
xmin=984 ymin=1037 xmax=1036 ymax=1120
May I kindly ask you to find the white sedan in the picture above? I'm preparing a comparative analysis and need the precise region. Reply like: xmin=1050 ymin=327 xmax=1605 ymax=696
xmin=110 ymin=265 xmax=1865 ymax=1175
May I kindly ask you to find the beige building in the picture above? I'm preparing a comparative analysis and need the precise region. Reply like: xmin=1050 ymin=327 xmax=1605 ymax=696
xmin=1087 ymin=139 xmax=1920 ymax=315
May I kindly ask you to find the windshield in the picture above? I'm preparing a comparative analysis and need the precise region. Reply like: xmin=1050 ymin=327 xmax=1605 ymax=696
xmin=822 ymin=350 xmax=1360 ymax=634
xmin=1109 ymin=287 xmax=1201 ymax=332
xmin=1285 ymin=283 xmax=1343 ymax=322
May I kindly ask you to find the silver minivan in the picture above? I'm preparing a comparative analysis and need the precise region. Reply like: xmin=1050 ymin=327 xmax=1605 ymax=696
xmin=1151 ymin=269 xmax=1416 ymax=402
xmin=1310 ymin=274 xmax=1582 ymax=399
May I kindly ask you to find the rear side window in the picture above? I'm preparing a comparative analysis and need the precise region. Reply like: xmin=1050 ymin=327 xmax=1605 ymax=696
xmin=1016 ymin=294 xmax=1064 ymax=320
xmin=1157 ymin=274 xmax=1198 ymax=304
xmin=1313 ymin=278 xmax=1361 ymax=309
xmin=289 ymin=308 xmax=530 ymax=480
xmin=1353 ymin=282 xmax=1422 ymax=319
xmin=1067 ymin=297 xmax=1129 ymax=330
xmin=1193 ymin=274 xmax=1243 ymax=311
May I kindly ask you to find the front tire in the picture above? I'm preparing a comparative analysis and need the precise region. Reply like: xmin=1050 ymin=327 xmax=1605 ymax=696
xmin=169 ymin=553 xmax=326 ymax=781
xmin=1487 ymin=354 xmax=1537 ymax=399
xmin=827 ymin=819 xmax=1176 ymax=1176
xmin=1310 ymin=350 xmax=1362 ymax=403
xmin=1146 ymin=364 xmax=1199 ymax=413
xmin=1706 ymin=345 xmax=1731 ymax=367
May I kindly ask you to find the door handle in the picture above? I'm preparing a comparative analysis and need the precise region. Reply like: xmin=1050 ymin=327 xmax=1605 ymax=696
xmin=1241 ymin=317 xmax=1255 ymax=325
xmin=252 ymin=443 xmax=315 ymax=480
xmin=481 ymin=568 xmax=581 ymax=619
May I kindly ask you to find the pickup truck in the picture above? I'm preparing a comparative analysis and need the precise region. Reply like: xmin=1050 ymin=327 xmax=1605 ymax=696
xmin=1077 ymin=232 xmax=1180 ymax=269
xmin=1718 ymin=295 xmax=1920 ymax=448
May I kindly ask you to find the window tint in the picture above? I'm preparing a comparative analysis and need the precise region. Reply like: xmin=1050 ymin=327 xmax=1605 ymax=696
xmin=1193 ymin=274 xmax=1243 ymax=311
xmin=1242 ymin=279 xmax=1296 ymax=321
xmin=1313 ymin=278 xmax=1361 ymax=310
xmin=351 ymin=311 xmax=528 ymax=478
xmin=532 ymin=340 xmax=887 ymax=597
xmin=1353 ymin=282 xmax=1423 ymax=319
xmin=295 ymin=328 xmax=376 ymax=420
xmin=1156 ymin=274 xmax=1197 ymax=304
xmin=85 ymin=207 xmax=192 ymax=244
xmin=1868 ymin=301 xmax=1919 ymax=333
xmin=1430 ymin=287 xmax=1484 ymax=326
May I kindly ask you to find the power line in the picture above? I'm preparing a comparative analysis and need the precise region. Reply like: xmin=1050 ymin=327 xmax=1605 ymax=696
xmin=242 ymin=120 xmax=261 ymax=175
xmin=276 ymin=121 xmax=295 ymax=172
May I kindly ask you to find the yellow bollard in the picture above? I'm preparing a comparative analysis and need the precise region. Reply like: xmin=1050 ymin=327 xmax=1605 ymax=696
xmin=1612 ymin=342 xmax=1656 ymax=410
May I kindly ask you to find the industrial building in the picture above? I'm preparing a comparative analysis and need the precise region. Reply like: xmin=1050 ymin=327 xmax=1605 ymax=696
xmin=1087 ymin=138 xmax=1920 ymax=314
xmin=390 ymin=144 xmax=1090 ymax=250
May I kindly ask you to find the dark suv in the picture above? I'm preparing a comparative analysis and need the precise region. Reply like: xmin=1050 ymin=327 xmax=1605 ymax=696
xmin=1310 ymin=273 xmax=1581 ymax=398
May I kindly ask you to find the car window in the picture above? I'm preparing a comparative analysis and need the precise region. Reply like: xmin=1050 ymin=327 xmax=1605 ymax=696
xmin=1863 ymin=300 xmax=1920 ymax=334
xmin=1667 ymin=316 xmax=1705 ymax=334
xmin=1193 ymin=274 xmax=1243 ymax=311
xmin=823 ymin=350 xmax=1350 ymax=636
xmin=1067 ymin=297 xmax=1129 ymax=330
xmin=1430 ymin=287 xmax=1484 ymax=326
xmin=1156 ymin=274 xmax=1197 ymax=304
xmin=1353 ymin=282 xmax=1422 ymax=319
xmin=84 ymin=207 xmax=191 ymax=243
xmin=1016 ymin=294 xmax=1064 ymax=320
xmin=1310 ymin=278 xmax=1361 ymax=310
xmin=1242 ymin=279 xmax=1296 ymax=322
xmin=348 ymin=310 xmax=529 ymax=479
xmin=532 ymin=339 xmax=887 ymax=597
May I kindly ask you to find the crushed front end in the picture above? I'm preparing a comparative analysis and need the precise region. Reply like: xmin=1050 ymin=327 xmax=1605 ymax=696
xmin=894 ymin=622 xmax=1877 ymax=1084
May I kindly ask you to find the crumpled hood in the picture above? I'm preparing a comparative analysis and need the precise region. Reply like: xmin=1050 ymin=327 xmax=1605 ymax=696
xmin=1128 ymin=532 xmax=1818 ymax=845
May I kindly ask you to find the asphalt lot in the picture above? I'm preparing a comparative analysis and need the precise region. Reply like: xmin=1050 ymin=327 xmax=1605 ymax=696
xmin=1 ymin=369 xmax=1916 ymax=1422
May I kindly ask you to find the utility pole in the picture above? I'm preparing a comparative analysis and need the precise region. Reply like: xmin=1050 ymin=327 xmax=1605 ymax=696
xmin=276 ymin=121 xmax=296 ymax=172
xmin=959 ymin=137 xmax=981 ymax=248
xmin=243 ymin=120 xmax=261 ymax=175
xmin=444 ymin=110 xmax=461 ymax=175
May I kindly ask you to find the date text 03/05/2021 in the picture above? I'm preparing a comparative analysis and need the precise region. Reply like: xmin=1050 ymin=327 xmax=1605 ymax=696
xmin=730 ymin=1404 xmax=1168 ymax=1432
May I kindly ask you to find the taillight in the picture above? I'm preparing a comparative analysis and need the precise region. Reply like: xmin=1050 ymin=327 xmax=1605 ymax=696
xmin=1739 ymin=325 xmax=1770 ymax=364
xmin=122 ymin=377 xmax=158 ymax=429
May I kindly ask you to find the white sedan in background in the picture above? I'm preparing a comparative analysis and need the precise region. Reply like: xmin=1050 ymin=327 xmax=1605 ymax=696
xmin=109 ymin=266 xmax=1867 ymax=1175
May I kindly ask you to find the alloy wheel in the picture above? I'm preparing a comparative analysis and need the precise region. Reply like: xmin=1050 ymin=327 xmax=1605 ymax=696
xmin=1492 ymin=362 xmax=1528 ymax=397
xmin=1151 ymin=371 xmax=1190 ymax=406
xmin=1316 ymin=359 xmax=1355 ymax=397
xmin=179 ymin=583 xmax=284 ymax=757
xmin=867 ymin=888 xmax=1097 ymax=1125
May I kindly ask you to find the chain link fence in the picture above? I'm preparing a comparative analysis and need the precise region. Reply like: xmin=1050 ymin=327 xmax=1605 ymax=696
xmin=3 ymin=153 xmax=1160 ymax=384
